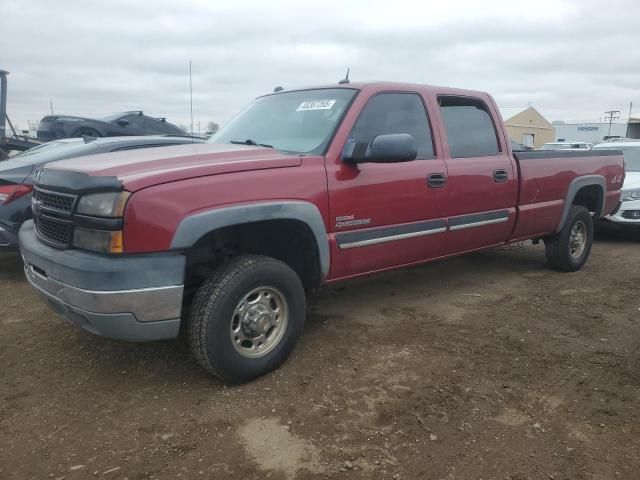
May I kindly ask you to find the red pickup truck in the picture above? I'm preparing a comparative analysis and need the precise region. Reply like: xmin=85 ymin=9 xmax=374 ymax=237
xmin=20 ymin=82 xmax=624 ymax=382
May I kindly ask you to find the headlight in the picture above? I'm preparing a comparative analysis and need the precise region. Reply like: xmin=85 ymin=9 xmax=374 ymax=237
xmin=76 ymin=191 xmax=130 ymax=217
xmin=73 ymin=191 xmax=129 ymax=253
xmin=621 ymin=188 xmax=640 ymax=202
xmin=73 ymin=228 xmax=124 ymax=254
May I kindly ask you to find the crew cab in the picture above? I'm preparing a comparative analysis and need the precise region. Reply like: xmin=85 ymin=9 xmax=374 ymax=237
xmin=19 ymin=82 xmax=624 ymax=383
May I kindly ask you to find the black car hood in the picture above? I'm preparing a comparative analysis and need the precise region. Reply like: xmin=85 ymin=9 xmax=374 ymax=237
xmin=0 ymin=158 xmax=36 ymax=185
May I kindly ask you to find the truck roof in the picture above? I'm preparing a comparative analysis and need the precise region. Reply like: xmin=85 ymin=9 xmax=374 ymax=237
xmin=263 ymin=81 xmax=491 ymax=100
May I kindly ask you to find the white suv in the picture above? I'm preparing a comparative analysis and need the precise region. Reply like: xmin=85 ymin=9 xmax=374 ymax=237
xmin=592 ymin=141 xmax=640 ymax=226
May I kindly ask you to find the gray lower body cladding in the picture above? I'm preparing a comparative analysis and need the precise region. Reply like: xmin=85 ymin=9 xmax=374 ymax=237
xmin=19 ymin=220 xmax=185 ymax=341
xmin=0 ymin=225 xmax=18 ymax=249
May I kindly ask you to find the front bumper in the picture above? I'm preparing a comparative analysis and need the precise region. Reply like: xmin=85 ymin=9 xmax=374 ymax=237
xmin=0 ymin=225 xmax=18 ymax=249
xmin=604 ymin=199 xmax=640 ymax=226
xmin=19 ymin=220 xmax=186 ymax=341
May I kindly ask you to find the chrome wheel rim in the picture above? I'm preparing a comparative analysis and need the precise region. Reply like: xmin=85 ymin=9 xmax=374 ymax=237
xmin=569 ymin=220 xmax=587 ymax=259
xmin=230 ymin=286 xmax=288 ymax=358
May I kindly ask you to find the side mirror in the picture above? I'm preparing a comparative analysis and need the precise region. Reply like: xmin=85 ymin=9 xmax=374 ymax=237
xmin=343 ymin=133 xmax=418 ymax=164
xmin=117 ymin=119 xmax=130 ymax=127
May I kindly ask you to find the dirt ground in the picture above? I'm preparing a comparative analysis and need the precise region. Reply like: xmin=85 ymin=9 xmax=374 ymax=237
xmin=1 ymin=229 xmax=640 ymax=480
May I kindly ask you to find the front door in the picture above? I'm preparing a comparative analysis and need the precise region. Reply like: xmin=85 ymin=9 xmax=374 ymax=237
xmin=436 ymin=95 xmax=518 ymax=254
xmin=326 ymin=91 xmax=448 ymax=279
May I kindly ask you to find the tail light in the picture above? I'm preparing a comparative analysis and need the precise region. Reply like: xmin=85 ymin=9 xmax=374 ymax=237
xmin=0 ymin=184 xmax=34 ymax=205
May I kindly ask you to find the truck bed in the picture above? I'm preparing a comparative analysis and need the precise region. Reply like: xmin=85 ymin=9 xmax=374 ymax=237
xmin=510 ymin=149 xmax=624 ymax=241
xmin=512 ymin=149 xmax=622 ymax=161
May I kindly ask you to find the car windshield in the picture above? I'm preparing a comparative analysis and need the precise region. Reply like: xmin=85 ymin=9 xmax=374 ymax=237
xmin=100 ymin=112 xmax=127 ymax=122
xmin=593 ymin=146 xmax=640 ymax=171
xmin=12 ymin=140 xmax=85 ymax=160
xmin=8 ymin=143 xmax=96 ymax=166
xmin=209 ymin=88 xmax=358 ymax=155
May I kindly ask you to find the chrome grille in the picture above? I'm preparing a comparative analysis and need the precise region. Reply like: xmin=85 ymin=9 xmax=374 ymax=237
xmin=33 ymin=188 xmax=77 ymax=247
xmin=34 ymin=188 xmax=76 ymax=213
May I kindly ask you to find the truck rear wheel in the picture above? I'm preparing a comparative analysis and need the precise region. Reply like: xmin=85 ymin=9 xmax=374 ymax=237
xmin=187 ymin=255 xmax=306 ymax=383
xmin=544 ymin=205 xmax=593 ymax=272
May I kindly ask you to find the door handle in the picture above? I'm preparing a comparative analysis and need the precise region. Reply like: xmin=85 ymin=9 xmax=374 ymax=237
xmin=427 ymin=173 xmax=447 ymax=188
xmin=493 ymin=169 xmax=509 ymax=183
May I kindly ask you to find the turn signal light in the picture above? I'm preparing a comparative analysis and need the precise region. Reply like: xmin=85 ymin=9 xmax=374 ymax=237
xmin=73 ymin=228 xmax=124 ymax=254
xmin=109 ymin=231 xmax=124 ymax=253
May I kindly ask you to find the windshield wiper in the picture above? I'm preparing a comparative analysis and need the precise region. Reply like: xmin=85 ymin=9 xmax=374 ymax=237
xmin=229 ymin=139 xmax=274 ymax=149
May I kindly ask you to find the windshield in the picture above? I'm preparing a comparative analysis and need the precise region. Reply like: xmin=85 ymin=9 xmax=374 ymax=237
xmin=12 ymin=140 xmax=85 ymax=160
xmin=100 ymin=112 xmax=127 ymax=122
xmin=594 ymin=145 xmax=640 ymax=171
xmin=209 ymin=88 xmax=358 ymax=155
xmin=9 ymin=142 xmax=95 ymax=166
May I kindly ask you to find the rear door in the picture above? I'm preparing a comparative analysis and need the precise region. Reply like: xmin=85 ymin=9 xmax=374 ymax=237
xmin=435 ymin=95 xmax=518 ymax=254
xmin=143 ymin=117 xmax=166 ymax=134
xmin=326 ymin=90 xmax=448 ymax=278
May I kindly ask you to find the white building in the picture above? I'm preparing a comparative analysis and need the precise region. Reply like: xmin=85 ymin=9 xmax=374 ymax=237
xmin=552 ymin=121 xmax=627 ymax=144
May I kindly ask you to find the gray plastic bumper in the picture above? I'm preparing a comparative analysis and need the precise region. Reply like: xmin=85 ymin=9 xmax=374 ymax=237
xmin=0 ymin=225 xmax=18 ymax=249
xmin=19 ymin=220 xmax=185 ymax=341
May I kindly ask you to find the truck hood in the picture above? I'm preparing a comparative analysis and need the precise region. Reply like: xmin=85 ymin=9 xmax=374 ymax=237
xmin=44 ymin=143 xmax=303 ymax=192
xmin=623 ymin=171 xmax=640 ymax=191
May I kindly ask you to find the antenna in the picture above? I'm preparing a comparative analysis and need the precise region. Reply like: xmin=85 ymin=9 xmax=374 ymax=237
xmin=273 ymin=86 xmax=284 ymax=92
xmin=339 ymin=68 xmax=350 ymax=85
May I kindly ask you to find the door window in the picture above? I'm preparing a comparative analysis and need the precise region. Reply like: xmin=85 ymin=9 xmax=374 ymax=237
xmin=123 ymin=114 xmax=145 ymax=129
xmin=438 ymin=96 xmax=500 ymax=158
xmin=143 ymin=117 xmax=165 ymax=133
xmin=349 ymin=93 xmax=435 ymax=159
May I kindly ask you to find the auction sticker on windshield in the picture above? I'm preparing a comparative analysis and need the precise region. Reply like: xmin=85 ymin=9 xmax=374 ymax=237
xmin=296 ymin=100 xmax=336 ymax=111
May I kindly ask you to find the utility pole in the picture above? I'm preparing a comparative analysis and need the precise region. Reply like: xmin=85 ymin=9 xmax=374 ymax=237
xmin=604 ymin=110 xmax=620 ymax=137
xmin=189 ymin=60 xmax=193 ymax=136
xmin=50 ymin=98 xmax=54 ymax=115
xmin=0 ymin=70 xmax=8 ymax=139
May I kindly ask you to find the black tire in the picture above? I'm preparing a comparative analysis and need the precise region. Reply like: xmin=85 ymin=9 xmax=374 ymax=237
xmin=187 ymin=255 xmax=306 ymax=383
xmin=73 ymin=127 xmax=101 ymax=138
xmin=544 ymin=205 xmax=594 ymax=272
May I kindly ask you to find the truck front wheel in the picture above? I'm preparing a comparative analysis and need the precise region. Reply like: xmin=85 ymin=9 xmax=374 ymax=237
xmin=544 ymin=205 xmax=594 ymax=272
xmin=187 ymin=255 xmax=306 ymax=383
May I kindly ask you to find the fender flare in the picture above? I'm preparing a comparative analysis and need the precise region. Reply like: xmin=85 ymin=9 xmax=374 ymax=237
xmin=557 ymin=175 xmax=606 ymax=232
xmin=170 ymin=201 xmax=330 ymax=278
